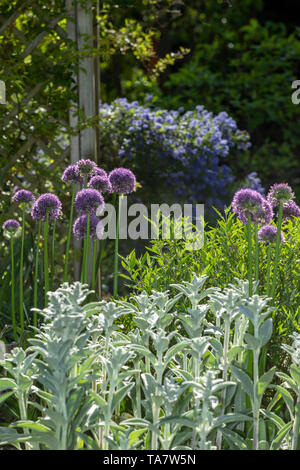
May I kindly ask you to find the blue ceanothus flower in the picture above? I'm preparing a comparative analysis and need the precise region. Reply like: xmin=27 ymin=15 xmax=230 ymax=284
xmin=98 ymin=98 xmax=251 ymax=208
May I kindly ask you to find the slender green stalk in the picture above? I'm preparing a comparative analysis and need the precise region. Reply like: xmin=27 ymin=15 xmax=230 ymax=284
xmin=10 ymin=235 xmax=17 ymax=342
xmin=81 ymin=177 xmax=88 ymax=284
xmin=84 ymin=214 xmax=90 ymax=285
xmin=94 ymin=193 xmax=117 ymax=296
xmin=253 ymin=346 xmax=260 ymax=450
xmin=91 ymin=239 xmax=97 ymax=291
xmin=63 ymin=183 xmax=76 ymax=282
xmin=51 ymin=219 xmax=56 ymax=291
xmin=259 ymin=243 xmax=273 ymax=374
xmin=247 ymin=214 xmax=253 ymax=297
xmin=33 ymin=220 xmax=42 ymax=325
xmin=43 ymin=212 xmax=49 ymax=307
xmin=270 ymin=201 xmax=283 ymax=300
xmin=113 ymin=194 xmax=123 ymax=297
xmin=19 ymin=204 xmax=26 ymax=332
xmin=254 ymin=224 xmax=259 ymax=284
xmin=266 ymin=243 xmax=272 ymax=297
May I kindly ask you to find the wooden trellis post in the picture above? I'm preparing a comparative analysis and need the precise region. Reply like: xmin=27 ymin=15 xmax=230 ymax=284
xmin=66 ymin=0 xmax=100 ymax=280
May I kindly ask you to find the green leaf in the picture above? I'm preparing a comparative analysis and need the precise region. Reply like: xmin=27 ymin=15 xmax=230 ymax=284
xmin=0 ymin=378 xmax=16 ymax=391
xmin=270 ymin=422 xmax=293 ymax=450
xmin=258 ymin=318 xmax=273 ymax=347
xmin=14 ymin=420 xmax=51 ymax=432
xmin=257 ymin=367 xmax=276 ymax=399
xmin=290 ymin=364 xmax=300 ymax=386
xmin=272 ymin=385 xmax=295 ymax=418
xmin=244 ymin=333 xmax=260 ymax=350
xmin=230 ymin=365 xmax=254 ymax=403
xmin=227 ymin=345 xmax=243 ymax=361
xmin=111 ymin=383 xmax=134 ymax=412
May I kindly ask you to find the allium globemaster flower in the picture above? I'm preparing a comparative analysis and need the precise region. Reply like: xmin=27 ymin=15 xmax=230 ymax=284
xmin=282 ymin=201 xmax=300 ymax=221
xmin=12 ymin=189 xmax=35 ymax=204
xmin=62 ymin=164 xmax=84 ymax=185
xmin=252 ymin=199 xmax=273 ymax=225
xmin=267 ymin=183 xmax=294 ymax=208
xmin=109 ymin=168 xmax=136 ymax=194
xmin=74 ymin=188 xmax=104 ymax=215
xmin=232 ymin=188 xmax=264 ymax=224
xmin=258 ymin=225 xmax=285 ymax=244
xmin=2 ymin=219 xmax=21 ymax=234
xmin=73 ymin=215 xmax=103 ymax=240
xmin=31 ymin=193 xmax=62 ymax=221
xmin=76 ymin=159 xmax=97 ymax=177
xmin=88 ymin=175 xmax=112 ymax=194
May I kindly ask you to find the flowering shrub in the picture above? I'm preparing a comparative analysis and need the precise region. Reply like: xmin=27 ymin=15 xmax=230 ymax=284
xmin=99 ymin=98 xmax=251 ymax=208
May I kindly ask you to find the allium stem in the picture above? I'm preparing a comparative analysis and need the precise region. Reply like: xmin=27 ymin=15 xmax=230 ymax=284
xmin=63 ymin=183 xmax=76 ymax=282
xmin=51 ymin=219 xmax=56 ymax=291
xmin=254 ymin=224 xmax=259 ymax=284
xmin=95 ymin=193 xmax=117 ymax=294
xmin=84 ymin=213 xmax=90 ymax=285
xmin=19 ymin=204 xmax=26 ymax=332
xmin=266 ymin=243 xmax=272 ymax=297
xmin=10 ymin=235 xmax=17 ymax=342
xmin=113 ymin=194 xmax=122 ymax=297
xmin=247 ymin=215 xmax=253 ymax=296
xmin=43 ymin=212 xmax=49 ymax=307
xmin=91 ymin=239 xmax=97 ymax=291
xmin=270 ymin=201 xmax=283 ymax=300
xmin=33 ymin=220 xmax=41 ymax=322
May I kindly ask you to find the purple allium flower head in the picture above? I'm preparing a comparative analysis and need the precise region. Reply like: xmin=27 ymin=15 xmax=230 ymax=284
xmin=109 ymin=167 xmax=136 ymax=194
xmin=282 ymin=201 xmax=300 ymax=221
xmin=62 ymin=164 xmax=84 ymax=185
xmin=31 ymin=193 xmax=62 ymax=221
xmin=76 ymin=159 xmax=97 ymax=177
xmin=12 ymin=189 xmax=35 ymax=205
xmin=74 ymin=188 xmax=104 ymax=215
xmin=73 ymin=215 xmax=103 ymax=240
xmin=93 ymin=167 xmax=108 ymax=178
xmin=2 ymin=219 xmax=21 ymax=233
xmin=267 ymin=183 xmax=294 ymax=208
xmin=88 ymin=175 xmax=112 ymax=194
xmin=258 ymin=225 xmax=285 ymax=244
xmin=232 ymin=188 xmax=264 ymax=224
xmin=252 ymin=199 xmax=273 ymax=225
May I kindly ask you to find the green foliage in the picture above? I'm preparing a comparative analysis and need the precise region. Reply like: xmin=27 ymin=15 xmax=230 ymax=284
xmin=153 ymin=3 xmax=300 ymax=198
xmin=1 ymin=276 xmax=300 ymax=450
xmin=121 ymin=210 xmax=300 ymax=368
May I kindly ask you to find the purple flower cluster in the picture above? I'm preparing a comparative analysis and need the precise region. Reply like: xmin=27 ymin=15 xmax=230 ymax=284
xmin=258 ymin=225 xmax=285 ymax=244
xmin=88 ymin=175 xmax=112 ymax=194
xmin=62 ymin=164 xmax=84 ymax=185
xmin=76 ymin=159 xmax=97 ymax=177
xmin=267 ymin=183 xmax=294 ymax=207
xmin=73 ymin=214 xmax=103 ymax=240
xmin=108 ymin=168 xmax=136 ymax=194
xmin=31 ymin=193 xmax=62 ymax=221
xmin=99 ymin=98 xmax=251 ymax=207
xmin=74 ymin=188 xmax=104 ymax=215
xmin=2 ymin=219 xmax=20 ymax=233
xmin=12 ymin=189 xmax=35 ymax=204
xmin=282 ymin=201 xmax=300 ymax=221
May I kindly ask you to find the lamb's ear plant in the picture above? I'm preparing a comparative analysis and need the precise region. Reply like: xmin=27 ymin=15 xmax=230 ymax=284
xmin=0 ymin=347 xmax=37 ymax=449
xmin=274 ymin=333 xmax=300 ymax=450
xmin=231 ymin=295 xmax=276 ymax=450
